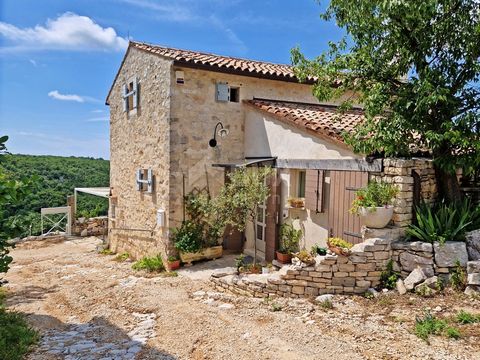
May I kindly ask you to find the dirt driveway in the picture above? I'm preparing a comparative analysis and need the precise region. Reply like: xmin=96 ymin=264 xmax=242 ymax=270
xmin=3 ymin=237 xmax=479 ymax=360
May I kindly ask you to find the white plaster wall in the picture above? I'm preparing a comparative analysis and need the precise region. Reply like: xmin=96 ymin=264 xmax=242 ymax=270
xmin=245 ymin=110 xmax=360 ymax=160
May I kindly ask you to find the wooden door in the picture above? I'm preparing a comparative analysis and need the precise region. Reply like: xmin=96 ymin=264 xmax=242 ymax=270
xmin=328 ymin=171 xmax=368 ymax=244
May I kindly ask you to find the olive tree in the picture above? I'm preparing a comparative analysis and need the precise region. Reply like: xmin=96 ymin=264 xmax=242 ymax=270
xmin=217 ymin=167 xmax=273 ymax=264
xmin=292 ymin=0 xmax=479 ymax=202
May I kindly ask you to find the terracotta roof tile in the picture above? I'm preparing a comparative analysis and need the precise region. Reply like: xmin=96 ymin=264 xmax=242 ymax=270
xmin=130 ymin=41 xmax=304 ymax=81
xmin=245 ymin=98 xmax=365 ymax=144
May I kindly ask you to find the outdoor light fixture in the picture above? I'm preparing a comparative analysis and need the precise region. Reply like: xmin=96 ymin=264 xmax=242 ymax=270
xmin=209 ymin=121 xmax=229 ymax=147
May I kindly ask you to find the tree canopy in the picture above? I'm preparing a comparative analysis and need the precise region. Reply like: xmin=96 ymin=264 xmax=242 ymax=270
xmin=292 ymin=0 xmax=479 ymax=201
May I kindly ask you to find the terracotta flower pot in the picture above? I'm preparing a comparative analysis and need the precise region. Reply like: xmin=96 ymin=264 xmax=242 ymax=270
xmin=359 ymin=205 xmax=394 ymax=229
xmin=166 ymin=260 xmax=181 ymax=271
xmin=276 ymin=251 xmax=292 ymax=264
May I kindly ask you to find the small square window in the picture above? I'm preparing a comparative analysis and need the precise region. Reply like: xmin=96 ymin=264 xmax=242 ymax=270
xmin=123 ymin=77 xmax=138 ymax=112
xmin=229 ymin=87 xmax=240 ymax=102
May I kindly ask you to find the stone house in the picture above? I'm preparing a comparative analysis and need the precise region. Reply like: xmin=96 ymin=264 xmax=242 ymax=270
xmin=105 ymin=41 xmax=437 ymax=261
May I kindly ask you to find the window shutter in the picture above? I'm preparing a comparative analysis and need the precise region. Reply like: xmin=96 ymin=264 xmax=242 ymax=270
xmin=305 ymin=170 xmax=324 ymax=213
xmin=216 ymin=82 xmax=229 ymax=102
xmin=136 ymin=169 xmax=143 ymax=191
xmin=132 ymin=77 xmax=138 ymax=109
xmin=146 ymin=168 xmax=153 ymax=193
xmin=122 ymin=84 xmax=128 ymax=112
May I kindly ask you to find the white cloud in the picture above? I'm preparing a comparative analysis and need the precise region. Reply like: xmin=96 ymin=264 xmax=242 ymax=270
xmin=85 ymin=116 xmax=109 ymax=122
xmin=48 ymin=90 xmax=84 ymax=102
xmin=120 ymin=0 xmax=196 ymax=22
xmin=0 ymin=12 xmax=128 ymax=52
xmin=91 ymin=109 xmax=105 ymax=113
xmin=29 ymin=59 xmax=37 ymax=66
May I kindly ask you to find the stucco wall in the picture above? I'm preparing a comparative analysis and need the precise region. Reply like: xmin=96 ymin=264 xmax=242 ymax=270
xmin=244 ymin=110 xmax=359 ymax=160
xmin=168 ymin=66 xmax=320 ymax=230
xmin=108 ymin=47 xmax=172 ymax=259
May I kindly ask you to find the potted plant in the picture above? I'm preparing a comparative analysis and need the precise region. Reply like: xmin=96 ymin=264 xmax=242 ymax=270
xmin=293 ymin=250 xmax=316 ymax=265
xmin=166 ymin=255 xmax=181 ymax=271
xmin=350 ymin=181 xmax=399 ymax=228
xmin=287 ymin=197 xmax=305 ymax=208
xmin=327 ymin=237 xmax=353 ymax=256
xmin=276 ymin=223 xmax=301 ymax=263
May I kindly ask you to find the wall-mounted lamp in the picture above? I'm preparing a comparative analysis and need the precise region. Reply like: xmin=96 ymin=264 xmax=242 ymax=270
xmin=209 ymin=122 xmax=229 ymax=147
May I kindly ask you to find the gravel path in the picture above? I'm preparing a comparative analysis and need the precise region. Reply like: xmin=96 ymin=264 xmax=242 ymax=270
xmin=4 ymin=237 xmax=479 ymax=359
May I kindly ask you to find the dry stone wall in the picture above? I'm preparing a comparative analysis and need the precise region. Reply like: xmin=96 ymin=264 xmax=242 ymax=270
xmin=73 ymin=216 xmax=108 ymax=237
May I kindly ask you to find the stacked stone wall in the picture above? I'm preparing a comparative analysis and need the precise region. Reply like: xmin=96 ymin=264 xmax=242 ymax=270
xmin=73 ymin=216 xmax=108 ymax=237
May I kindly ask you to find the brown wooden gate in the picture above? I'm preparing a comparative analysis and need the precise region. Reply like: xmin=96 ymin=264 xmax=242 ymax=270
xmin=328 ymin=170 xmax=368 ymax=244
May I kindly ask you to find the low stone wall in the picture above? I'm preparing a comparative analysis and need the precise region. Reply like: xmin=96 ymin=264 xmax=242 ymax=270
xmin=392 ymin=240 xmax=469 ymax=279
xmin=73 ymin=216 xmax=108 ymax=237
xmin=212 ymin=237 xmax=391 ymax=298
xmin=466 ymin=261 xmax=480 ymax=295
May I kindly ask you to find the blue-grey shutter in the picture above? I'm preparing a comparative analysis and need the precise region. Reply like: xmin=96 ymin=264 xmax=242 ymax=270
xmin=136 ymin=169 xmax=143 ymax=191
xmin=216 ymin=83 xmax=229 ymax=102
xmin=132 ymin=77 xmax=138 ymax=109
xmin=122 ymin=84 xmax=128 ymax=112
xmin=147 ymin=168 xmax=153 ymax=193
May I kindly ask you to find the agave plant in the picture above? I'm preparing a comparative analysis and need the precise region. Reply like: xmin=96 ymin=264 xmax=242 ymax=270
xmin=407 ymin=201 xmax=472 ymax=244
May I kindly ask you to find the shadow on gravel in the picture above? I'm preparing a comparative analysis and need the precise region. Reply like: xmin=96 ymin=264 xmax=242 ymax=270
xmin=6 ymin=285 xmax=59 ymax=306
xmin=25 ymin=313 xmax=177 ymax=360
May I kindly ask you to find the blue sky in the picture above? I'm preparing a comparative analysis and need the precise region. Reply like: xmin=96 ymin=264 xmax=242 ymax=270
xmin=0 ymin=0 xmax=343 ymax=159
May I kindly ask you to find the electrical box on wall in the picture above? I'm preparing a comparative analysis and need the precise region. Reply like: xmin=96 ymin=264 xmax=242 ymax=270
xmin=157 ymin=209 xmax=165 ymax=227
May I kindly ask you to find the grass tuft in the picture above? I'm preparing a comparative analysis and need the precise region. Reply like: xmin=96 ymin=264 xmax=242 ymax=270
xmin=132 ymin=255 xmax=164 ymax=273
xmin=114 ymin=252 xmax=130 ymax=262
xmin=456 ymin=310 xmax=480 ymax=324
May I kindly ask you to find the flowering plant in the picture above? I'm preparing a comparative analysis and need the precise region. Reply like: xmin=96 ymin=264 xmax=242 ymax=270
xmin=350 ymin=181 xmax=399 ymax=215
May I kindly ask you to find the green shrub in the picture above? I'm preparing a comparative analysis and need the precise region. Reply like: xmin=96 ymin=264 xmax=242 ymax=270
xmin=407 ymin=201 xmax=472 ymax=244
xmin=99 ymin=249 xmax=114 ymax=255
xmin=0 ymin=289 xmax=38 ymax=360
xmin=350 ymin=181 xmax=399 ymax=214
xmin=414 ymin=311 xmax=447 ymax=342
xmin=132 ymin=255 xmax=164 ymax=273
xmin=318 ymin=299 xmax=333 ymax=309
xmin=379 ymin=260 xmax=399 ymax=290
xmin=271 ymin=303 xmax=283 ymax=312
xmin=456 ymin=310 xmax=480 ymax=324
xmin=445 ymin=326 xmax=461 ymax=339
xmin=279 ymin=223 xmax=301 ymax=254
xmin=172 ymin=220 xmax=203 ymax=253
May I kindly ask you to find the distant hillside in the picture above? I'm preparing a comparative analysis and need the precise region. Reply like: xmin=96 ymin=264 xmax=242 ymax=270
xmin=0 ymin=154 xmax=109 ymax=237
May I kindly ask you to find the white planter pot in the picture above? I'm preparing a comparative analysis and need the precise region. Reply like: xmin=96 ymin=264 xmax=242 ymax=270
xmin=359 ymin=206 xmax=394 ymax=229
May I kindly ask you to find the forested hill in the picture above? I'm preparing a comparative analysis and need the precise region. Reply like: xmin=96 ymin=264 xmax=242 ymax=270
xmin=0 ymin=154 xmax=109 ymax=237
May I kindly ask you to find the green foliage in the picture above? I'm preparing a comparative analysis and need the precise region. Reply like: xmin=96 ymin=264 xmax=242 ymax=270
xmin=0 ymin=289 xmax=38 ymax=360
xmin=167 ymin=255 xmax=179 ymax=262
xmin=445 ymin=326 xmax=461 ymax=340
xmin=295 ymin=250 xmax=315 ymax=265
xmin=415 ymin=311 xmax=448 ymax=342
xmin=0 ymin=153 xmax=109 ymax=238
xmin=327 ymin=237 xmax=353 ymax=249
xmin=350 ymin=181 xmax=399 ymax=214
xmin=450 ymin=260 xmax=467 ymax=291
xmin=99 ymin=249 xmax=114 ymax=255
xmin=318 ymin=299 xmax=334 ymax=310
xmin=456 ymin=310 xmax=480 ymax=324
xmin=311 ymin=244 xmax=327 ymax=256
xmin=132 ymin=255 xmax=164 ymax=273
xmin=291 ymin=0 xmax=480 ymax=201
xmin=407 ymin=201 xmax=472 ymax=244
xmin=184 ymin=192 xmax=225 ymax=248
xmin=114 ymin=253 xmax=130 ymax=262
xmin=279 ymin=223 xmax=301 ymax=254
xmin=235 ymin=254 xmax=246 ymax=271
xmin=379 ymin=260 xmax=400 ymax=290
xmin=172 ymin=220 xmax=203 ymax=253
xmin=271 ymin=302 xmax=283 ymax=312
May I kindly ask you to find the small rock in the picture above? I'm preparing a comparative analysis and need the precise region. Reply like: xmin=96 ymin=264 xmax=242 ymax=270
xmin=366 ymin=288 xmax=380 ymax=297
xmin=404 ymin=267 xmax=429 ymax=291
xmin=305 ymin=320 xmax=315 ymax=325
xmin=242 ymin=332 xmax=251 ymax=339
xmin=192 ymin=291 xmax=206 ymax=297
xmin=465 ymin=285 xmax=480 ymax=296
xmin=466 ymin=230 xmax=480 ymax=260
xmin=315 ymin=294 xmax=334 ymax=303
xmin=80 ymin=229 xmax=88 ymax=237
xmin=433 ymin=306 xmax=442 ymax=312
xmin=202 ymin=298 xmax=215 ymax=305
xmin=218 ymin=303 xmax=235 ymax=310
xmin=433 ymin=242 xmax=468 ymax=267
xmin=396 ymin=279 xmax=407 ymax=295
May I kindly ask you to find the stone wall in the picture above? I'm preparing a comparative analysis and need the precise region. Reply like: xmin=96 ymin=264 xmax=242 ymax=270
xmin=108 ymin=47 xmax=172 ymax=259
xmin=212 ymin=236 xmax=392 ymax=298
xmin=73 ymin=216 xmax=108 ymax=237
xmin=371 ymin=158 xmax=437 ymax=227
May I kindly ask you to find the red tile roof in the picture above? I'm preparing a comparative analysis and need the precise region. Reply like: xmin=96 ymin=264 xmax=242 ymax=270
xmin=245 ymin=98 xmax=364 ymax=144
xmin=130 ymin=41 xmax=307 ymax=82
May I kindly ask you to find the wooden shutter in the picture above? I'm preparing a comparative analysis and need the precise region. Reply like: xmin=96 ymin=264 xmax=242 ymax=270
xmin=216 ymin=83 xmax=229 ymax=102
xmin=132 ymin=77 xmax=138 ymax=109
xmin=122 ymin=84 xmax=128 ymax=112
xmin=305 ymin=170 xmax=324 ymax=213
